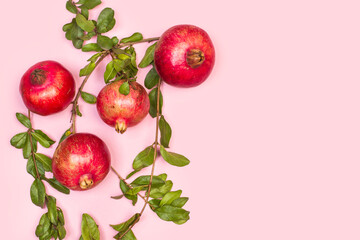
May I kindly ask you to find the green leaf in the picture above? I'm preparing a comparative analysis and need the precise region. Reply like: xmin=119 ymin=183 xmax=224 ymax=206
xmin=45 ymin=178 xmax=70 ymax=194
xmin=159 ymin=116 xmax=172 ymax=148
xmin=112 ymin=36 xmax=119 ymax=45
xmin=81 ymin=91 xmax=97 ymax=104
xmin=63 ymin=22 xmax=74 ymax=32
xmin=120 ymin=180 xmax=138 ymax=206
xmin=73 ymin=38 xmax=84 ymax=49
xmin=31 ymin=135 xmax=38 ymax=153
xmin=125 ymin=170 xmax=138 ymax=179
xmin=34 ymin=130 xmax=55 ymax=146
xmin=125 ymin=186 xmax=144 ymax=196
xmin=57 ymin=225 xmax=67 ymax=239
xmin=148 ymin=87 xmax=163 ymax=118
xmin=31 ymin=132 xmax=51 ymax=148
xmin=59 ymin=128 xmax=72 ymax=144
xmin=46 ymin=196 xmax=58 ymax=224
xmin=66 ymin=0 xmax=78 ymax=14
xmin=76 ymin=14 xmax=95 ymax=32
xmin=81 ymin=31 xmax=96 ymax=40
xmin=30 ymin=179 xmax=46 ymax=207
xmin=120 ymin=32 xmax=143 ymax=43
xmin=132 ymin=146 xmax=154 ymax=171
xmin=131 ymin=175 xmax=165 ymax=188
xmin=82 ymin=43 xmax=102 ymax=52
xmin=58 ymin=208 xmax=65 ymax=225
xmin=10 ymin=132 xmax=27 ymax=149
xmin=81 ymin=8 xmax=89 ymax=19
xmin=88 ymin=52 xmax=102 ymax=62
xmin=110 ymin=213 xmax=139 ymax=232
xmin=160 ymin=190 xmax=182 ymax=207
xmin=104 ymin=60 xmax=116 ymax=83
xmin=138 ymin=42 xmax=157 ymax=68
xmin=27 ymin=156 xmax=45 ymax=178
xmin=80 ymin=62 xmax=96 ymax=76
xmin=149 ymin=199 xmax=161 ymax=209
xmin=76 ymin=105 xmax=83 ymax=117
xmin=144 ymin=67 xmax=159 ymax=89
xmin=16 ymin=112 xmax=31 ymax=128
xmin=154 ymin=205 xmax=190 ymax=223
xmin=81 ymin=213 xmax=100 ymax=240
xmin=171 ymin=197 xmax=189 ymax=208
xmin=80 ymin=0 xmax=101 ymax=9
xmin=160 ymin=146 xmax=190 ymax=167
xmin=97 ymin=8 xmax=115 ymax=33
xmin=97 ymin=35 xmax=114 ymax=50
xmin=113 ymin=229 xmax=137 ymax=240
xmin=34 ymin=153 xmax=52 ymax=172
xmin=150 ymin=180 xmax=173 ymax=199
xmin=36 ymin=213 xmax=51 ymax=237
xmin=119 ymin=81 xmax=130 ymax=95
xmin=22 ymin=134 xmax=31 ymax=159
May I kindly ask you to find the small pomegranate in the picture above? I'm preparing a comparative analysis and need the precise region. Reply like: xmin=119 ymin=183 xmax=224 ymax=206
xmin=154 ymin=24 xmax=215 ymax=88
xmin=20 ymin=60 xmax=75 ymax=115
xmin=96 ymin=80 xmax=150 ymax=133
xmin=52 ymin=133 xmax=111 ymax=191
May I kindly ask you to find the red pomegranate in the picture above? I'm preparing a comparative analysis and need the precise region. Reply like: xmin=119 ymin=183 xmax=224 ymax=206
xmin=19 ymin=60 xmax=75 ymax=115
xmin=52 ymin=133 xmax=111 ymax=191
xmin=96 ymin=80 xmax=150 ymax=133
xmin=154 ymin=25 xmax=215 ymax=88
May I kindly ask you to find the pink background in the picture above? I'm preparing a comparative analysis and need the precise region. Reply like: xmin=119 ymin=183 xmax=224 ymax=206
xmin=1 ymin=0 xmax=360 ymax=239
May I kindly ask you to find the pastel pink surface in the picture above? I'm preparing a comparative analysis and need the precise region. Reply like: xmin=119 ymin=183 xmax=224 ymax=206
xmin=1 ymin=0 xmax=360 ymax=240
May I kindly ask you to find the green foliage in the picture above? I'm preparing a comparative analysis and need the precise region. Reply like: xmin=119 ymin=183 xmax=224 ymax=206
xmin=104 ymin=60 xmax=116 ymax=83
xmin=119 ymin=81 xmax=130 ymax=95
xmin=81 ymin=214 xmax=100 ymax=240
xmin=97 ymin=35 xmax=114 ymax=50
xmin=160 ymin=146 xmax=190 ymax=167
xmin=16 ymin=112 xmax=31 ymax=128
xmin=80 ymin=62 xmax=96 ymax=76
xmin=132 ymin=146 xmax=154 ymax=171
xmin=76 ymin=13 xmax=95 ymax=32
xmin=138 ymin=43 xmax=157 ymax=68
xmin=10 ymin=132 xmax=27 ymax=149
xmin=97 ymin=8 xmax=115 ymax=33
xmin=34 ymin=153 xmax=52 ymax=172
xmin=159 ymin=116 xmax=172 ymax=148
xmin=148 ymin=88 xmax=163 ymax=118
xmin=44 ymin=178 xmax=70 ymax=194
xmin=82 ymin=43 xmax=102 ymax=52
xmin=144 ymin=67 xmax=159 ymax=89
xmin=120 ymin=180 xmax=138 ymax=206
xmin=111 ymin=214 xmax=139 ymax=240
xmin=120 ymin=32 xmax=143 ymax=43
xmin=30 ymin=179 xmax=46 ymax=207
xmin=81 ymin=91 xmax=97 ymax=104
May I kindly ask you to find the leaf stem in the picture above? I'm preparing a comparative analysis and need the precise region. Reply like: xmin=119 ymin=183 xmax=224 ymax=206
xmin=70 ymin=52 xmax=109 ymax=133
xmin=28 ymin=110 xmax=41 ymax=180
xmin=116 ymin=80 xmax=161 ymax=239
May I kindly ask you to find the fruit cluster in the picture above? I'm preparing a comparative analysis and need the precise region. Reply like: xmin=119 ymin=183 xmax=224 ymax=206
xmin=11 ymin=1 xmax=215 ymax=239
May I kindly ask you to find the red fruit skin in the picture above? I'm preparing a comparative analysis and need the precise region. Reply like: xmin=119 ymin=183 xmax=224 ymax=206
xmin=154 ymin=24 xmax=215 ymax=88
xmin=52 ymin=133 xmax=111 ymax=191
xmin=96 ymin=80 xmax=150 ymax=133
xmin=19 ymin=60 xmax=75 ymax=115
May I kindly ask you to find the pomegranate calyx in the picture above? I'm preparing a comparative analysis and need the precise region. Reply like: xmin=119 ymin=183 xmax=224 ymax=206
xmin=115 ymin=120 xmax=127 ymax=134
xmin=79 ymin=174 xmax=94 ymax=189
xmin=186 ymin=49 xmax=205 ymax=68
xmin=30 ymin=69 xmax=47 ymax=85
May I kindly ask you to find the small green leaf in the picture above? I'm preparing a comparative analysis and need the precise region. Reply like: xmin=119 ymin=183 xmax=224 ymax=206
xmin=59 ymin=128 xmax=72 ymax=144
xmin=45 ymin=178 xmax=70 ymax=194
xmin=57 ymin=225 xmax=67 ymax=239
xmin=34 ymin=130 xmax=55 ymax=146
xmin=30 ymin=179 xmax=46 ymax=207
xmin=144 ymin=67 xmax=159 ymax=89
xmin=132 ymin=146 xmax=154 ymax=171
xmin=46 ymin=196 xmax=58 ymax=224
xmin=81 ymin=31 xmax=96 ymax=40
xmin=63 ymin=22 xmax=74 ymax=32
xmin=31 ymin=132 xmax=51 ymax=148
xmin=34 ymin=153 xmax=52 ymax=172
xmin=126 ymin=186 xmax=144 ymax=196
xmin=58 ymin=208 xmax=65 ymax=226
xmin=120 ymin=180 xmax=138 ymax=206
xmin=148 ymin=87 xmax=163 ymax=118
xmin=22 ymin=134 xmax=31 ymax=159
xmin=97 ymin=35 xmax=114 ymax=50
xmin=10 ymin=132 xmax=27 ymax=149
xmin=154 ymin=205 xmax=190 ymax=223
xmin=171 ymin=197 xmax=189 ymax=208
xmin=80 ymin=0 xmax=101 ymax=9
xmin=120 ymin=32 xmax=143 ymax=43
xmin=73 ymin=38 xmax=84 ymax=49
xmin=82 ymin=43 xmax=102 ymax=52
xmin=112 ymin=36 xmax=119 ymax=45
xmin=150 ymin=180 xmax=173 ymax=199
xmin=76 ymin=14 xmax=95 ymax=32
xmin=149 ymin=199 xmax=161 ymax=210
xmin=160 ymin=146 xmax=190 ymax=167
xmin=138 ymin=42 xmax=157 ymax=68
xmin=111 ymin=195 xmax=124 ymax=200
xmin=80 ymin=62 xmax=96 ymax=76
xmin=160 ymin=190 xmax=182 ymax=207
xmin=26 ymin=156 xmax=45 ymax=178
xmin=81 ymin=91 xmax=97 ymax=104
xmin=81 ymin=8 xmax=89 ymax=19
xmin=110 ymin=213 xmax=139 ymax=232
xmin=159 ymin=116 xmax=172 ymax=148
xmin=131 ymin=175 xmax=165 ymax=188
xmin=76 ymin=105 xmax=83 ymax=117
xmin=36 ymin=213 xmax=51 ymax=237
xmin=31 ymin=135 xmax=38 ymax=153
xmin=104 ymin=60 xmax=116 ymax=83
xmin=119 ymin=81 xmax=130 ymax=95
xmin=88 ymin=52 xmax=102 ymax=62
xmin=113 ymin=229 xmax=137 ymax=240
xmin=16 ymin=112 xmax=31 ymax=128
xmin=66 ymin=0 xmax=78 ymax=14
xmin=97 ymin=8 xmax=115 ymax=33
xmin=81 ymin=213 xmax=100 ymax=240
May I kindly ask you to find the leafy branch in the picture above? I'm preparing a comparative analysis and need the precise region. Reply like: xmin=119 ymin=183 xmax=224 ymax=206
xmin=10 ymin=111 xmax=70 ymax=239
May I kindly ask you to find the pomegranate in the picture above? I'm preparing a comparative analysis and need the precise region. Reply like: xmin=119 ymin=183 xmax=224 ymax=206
xmin=52 ymin=133 xmax=111 ymax=191
xmin=19 ymin=60 xmax=75 ymax=115
xmin=96 ymin=80 xmax=150 ymax=133
xmin=154 ymin=24 xmax=215 ymax=88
